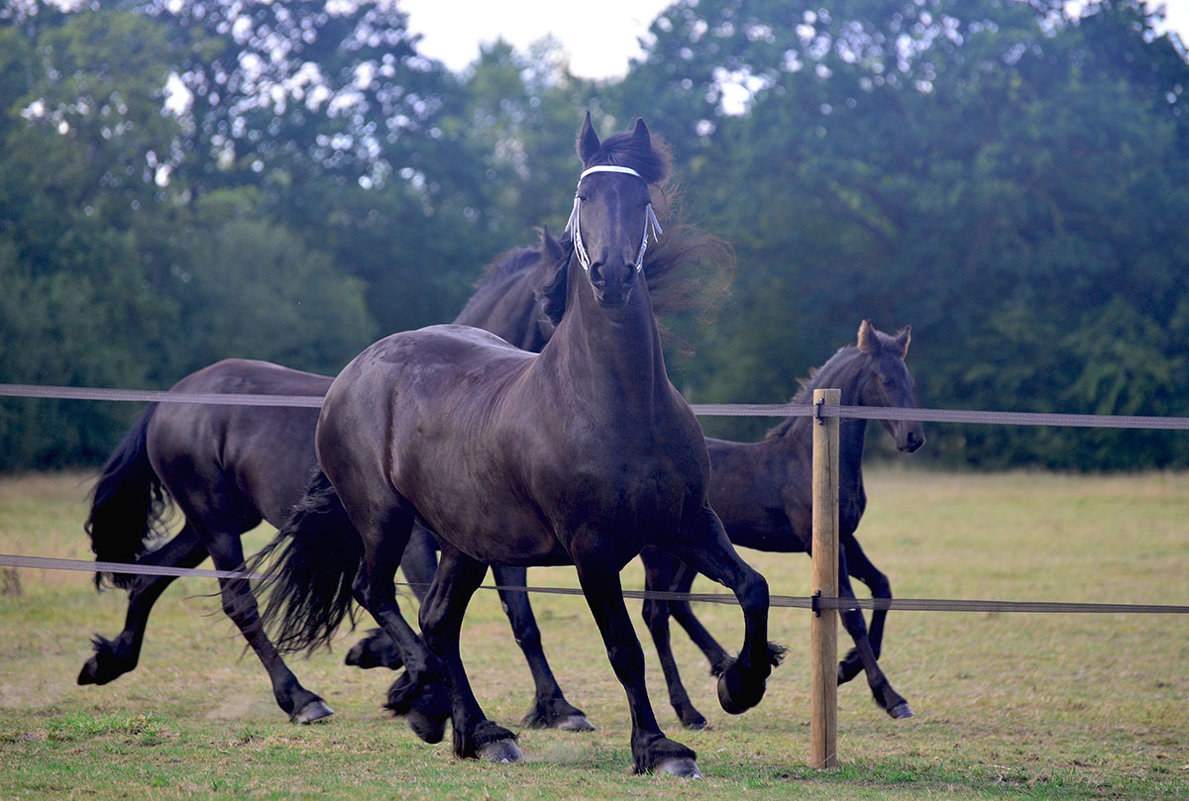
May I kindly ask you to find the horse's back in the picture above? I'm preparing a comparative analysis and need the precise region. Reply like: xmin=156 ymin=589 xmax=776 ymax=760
xmin=148 ymin=359 xmax=331 ymax=527
xmin=706 ymin=435 xmax=810 ymax=553
xmin=319 ymin=325 xmax=561 ymax=561
xmin=320 ymin=325 xmax=534 ymax=471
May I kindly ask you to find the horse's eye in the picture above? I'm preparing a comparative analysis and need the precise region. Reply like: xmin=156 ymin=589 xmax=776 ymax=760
xmin=882 ymin=377 xmax=895 ymax=388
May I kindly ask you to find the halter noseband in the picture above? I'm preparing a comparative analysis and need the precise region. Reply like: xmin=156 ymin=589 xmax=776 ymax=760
xmin=564 ymin=165 xmax=663 ymax=275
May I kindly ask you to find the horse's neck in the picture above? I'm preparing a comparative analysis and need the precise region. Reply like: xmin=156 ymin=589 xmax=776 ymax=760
xmin=786 ymin=361 xmax=869 ymax=487
xmin=544 ymin=263 xmax=670 ymax=411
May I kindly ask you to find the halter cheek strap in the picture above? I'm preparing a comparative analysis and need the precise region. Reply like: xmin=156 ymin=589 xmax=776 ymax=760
xmin=564 ymin=165 xmax=663 ymax=274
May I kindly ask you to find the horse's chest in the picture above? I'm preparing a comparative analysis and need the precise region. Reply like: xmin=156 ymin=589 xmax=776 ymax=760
xmin=554 ymin=450 xmax=697 ymax=528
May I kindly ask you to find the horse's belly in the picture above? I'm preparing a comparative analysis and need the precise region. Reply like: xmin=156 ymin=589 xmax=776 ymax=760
xmin=412 ymin=486 xmax=570 ymax=566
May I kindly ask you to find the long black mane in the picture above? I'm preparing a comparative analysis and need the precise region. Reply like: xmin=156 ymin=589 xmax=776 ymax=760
xmin=455 ymin=244 xmax=546 ymax=318
xmin=765 ymin=345 xmax=868 ymax=440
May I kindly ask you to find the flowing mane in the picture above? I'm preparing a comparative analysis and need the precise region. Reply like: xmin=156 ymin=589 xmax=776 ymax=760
xmin=765 ymin=345 xmax=867 ymax=440
xmin=455 ymin=244 xmax=547 ymax=319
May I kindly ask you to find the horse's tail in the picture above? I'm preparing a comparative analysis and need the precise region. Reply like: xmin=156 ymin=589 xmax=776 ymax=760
xmin=85 ymin=404 xmax=170 ymax=590
xmin=252 ymin=469 xmax=361 ymax=654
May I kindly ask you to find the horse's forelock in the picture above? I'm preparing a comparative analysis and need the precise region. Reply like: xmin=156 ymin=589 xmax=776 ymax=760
xmin=584 ymin=129 xmax=672 ymax=185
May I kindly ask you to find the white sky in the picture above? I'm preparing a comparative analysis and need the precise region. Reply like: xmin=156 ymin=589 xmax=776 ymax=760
xmin=400 ymin=0 xmax=1189 ymax=79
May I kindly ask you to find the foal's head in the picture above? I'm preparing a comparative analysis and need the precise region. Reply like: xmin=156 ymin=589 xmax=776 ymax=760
xmin=557 ymin=113 xmax=669 ymax=309
xmin=856 ymin=320 xmax=926 ymax=453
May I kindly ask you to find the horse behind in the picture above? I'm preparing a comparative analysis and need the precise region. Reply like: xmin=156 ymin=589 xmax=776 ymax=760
xmin=641 ymin=320 xmax=924 ymax=728
xmin=79 ymin=229 xmax=590 ymax=728
xmin=256 ymin=114 xmax=781 ymax=777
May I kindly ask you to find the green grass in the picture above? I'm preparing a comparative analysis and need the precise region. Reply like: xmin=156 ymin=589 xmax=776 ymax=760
xmin=1 ymin=468 xmax=1186 ymax=800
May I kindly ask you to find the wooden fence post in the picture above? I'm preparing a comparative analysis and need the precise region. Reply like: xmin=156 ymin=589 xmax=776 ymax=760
xmin=810 ymin=388 xmax=840 ymax=769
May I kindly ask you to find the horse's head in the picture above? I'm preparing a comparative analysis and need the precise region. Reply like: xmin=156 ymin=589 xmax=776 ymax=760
xmin=856 ymin=320 xmax=926 ymax=453
xmin=563 ymin=112 xmax=668 ymax=308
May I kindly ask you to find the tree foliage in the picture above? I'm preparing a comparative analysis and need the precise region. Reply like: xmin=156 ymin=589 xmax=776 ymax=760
xmin=0 ymin=0 xmax=1186 ymax=471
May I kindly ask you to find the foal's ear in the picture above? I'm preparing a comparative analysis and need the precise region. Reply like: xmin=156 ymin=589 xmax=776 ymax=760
xmin=540 ymin=224 xmax=566 ymax=264
xmin=857 ymin=319 xmax=878 ymax=354
xmin=896 ymin=325 xmax=912 ymax=359
xmin=578 ymin=111 xmax=600 ymax=163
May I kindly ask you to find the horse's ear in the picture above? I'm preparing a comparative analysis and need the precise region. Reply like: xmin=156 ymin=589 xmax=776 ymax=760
xmin=578 ymin=111 xmax=600 ymax=163
xmin=540 ymin=225 xmax=565 ymax=264
xmin=631 ymin=118 xmax=651 ymax=148
xmin=896 ymin=325 xmax=912 ymax=359
xmin=857 ymin=319 xmax=878 ymax=354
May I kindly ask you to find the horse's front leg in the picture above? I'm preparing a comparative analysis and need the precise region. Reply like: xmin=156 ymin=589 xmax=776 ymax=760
xmin=79 ymin=523 xmax=209 ymax=686
xmin=420 ymin=548 xmax=521 ymax=762
xmin=572 ymin=552 xmax=699 ymax=777
xmin=836 ymin=551 xmax=913 ymax=719
xmin=664 ymin=505 xmax=785 ymax=716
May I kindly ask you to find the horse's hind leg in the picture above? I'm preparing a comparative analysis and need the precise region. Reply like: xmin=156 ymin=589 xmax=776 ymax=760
xmin=354 ymin=508 xmax=452 ymax=744
xmin=663 ymin=506 xmax=784 ymax=718
xmin=79 ymin=523 xmax=208 ymax=686
xmin=420 ymin=548 xmax=521 ymax=762
xmin=836 ymin=551 xmax=912 ymax=719
xmin=639 ymin=547 xmax=715 ymax=729
xmin=491 ymin=564 xmax=593 ymax=732
xmin=344 ymin=524 xmax=438 ymax=670
xmin=205 ymin=528 xmax=333 ymax=723
xmin=838 ymin=536 xmax=891 ymax=684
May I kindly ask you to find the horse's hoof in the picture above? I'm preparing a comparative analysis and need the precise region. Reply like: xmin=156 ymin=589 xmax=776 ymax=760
xmin=292 ymin=700 xmax=335 ymax=724
xmin=887 ymin=701 xmax=914 ymax=720
xmin=681 ymin=716 xmax=711 ymax=731
xmin=553 ymin=714 xmax=595 ymax=733
xmin=477 ymin=738 xmax=523 ymax=763
xmin=77 ymin=638 xmax=127 ymax=686
xmin=716 ymin=664 xmax=766 ymax=715
xmin=654 ymin=757 xmax=702 ymax=778
xmin=77 ymin=661 xmax=102 ymax=686
xmin=407 ymin=709 xmax=447 ymax=744
xmin=344 ymin=630 xmax=403 ymax=670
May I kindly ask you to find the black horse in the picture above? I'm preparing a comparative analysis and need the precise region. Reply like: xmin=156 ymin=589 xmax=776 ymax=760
xmin=256 ymin=115 xmax=781 ymax=776
xmin=79 ymin=230 xmax=592 ymax=727
xmin=640 ymin=320 xmax=924 ymax=728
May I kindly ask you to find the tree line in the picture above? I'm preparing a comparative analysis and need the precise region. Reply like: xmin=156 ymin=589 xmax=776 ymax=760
xmin=1 ymin=0 xmax=1186 ymax=471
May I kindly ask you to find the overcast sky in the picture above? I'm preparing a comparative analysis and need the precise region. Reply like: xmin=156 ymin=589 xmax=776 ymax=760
xmin=400 ymin=0 xmax=1189 ymax=79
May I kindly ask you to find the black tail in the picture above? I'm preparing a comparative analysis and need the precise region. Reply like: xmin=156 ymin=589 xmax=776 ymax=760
xmin=251 ymin=469 xmax=362 ymax=654
xmin=85 ymin=404 xmax=169 ymax=590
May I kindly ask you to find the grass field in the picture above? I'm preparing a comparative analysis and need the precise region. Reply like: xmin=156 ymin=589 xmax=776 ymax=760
xmin=1 ymin=468 xmax=1186 ymax=800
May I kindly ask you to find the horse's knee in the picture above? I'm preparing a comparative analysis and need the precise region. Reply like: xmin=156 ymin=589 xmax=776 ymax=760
xmin=867 ymin=570 xmax=891 ymax=600
xmin=735 ymin=566 xmax=770 ymax=614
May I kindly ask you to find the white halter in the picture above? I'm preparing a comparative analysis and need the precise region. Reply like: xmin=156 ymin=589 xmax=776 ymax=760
xmin=564 ymin=165 xmax=663 ymax=274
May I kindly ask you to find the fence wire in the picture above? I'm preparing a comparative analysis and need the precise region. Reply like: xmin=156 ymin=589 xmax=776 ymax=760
xmin=2 ymin=554 xmax=1186 ymax=616
xmin=1 ymin=381 xmax=1187 ymax=616
xmin=4 ymin=382 xmax=1189 ymax=429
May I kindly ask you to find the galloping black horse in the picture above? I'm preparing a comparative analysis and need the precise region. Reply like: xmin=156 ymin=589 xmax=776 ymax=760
xmin=256 ymin=115 xmax=781 ymax=776
xmin=80 ymin=229 xmax=592 ymax=727
xmin=640 ymin=321 xmax=924 ymax=728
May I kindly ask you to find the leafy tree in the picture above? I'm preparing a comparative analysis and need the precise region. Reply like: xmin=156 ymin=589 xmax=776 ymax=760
xmin=619 ymin=0 xmax=1189 ymax=466
xmin=158 ymin=188 xmax=375 ymax=377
